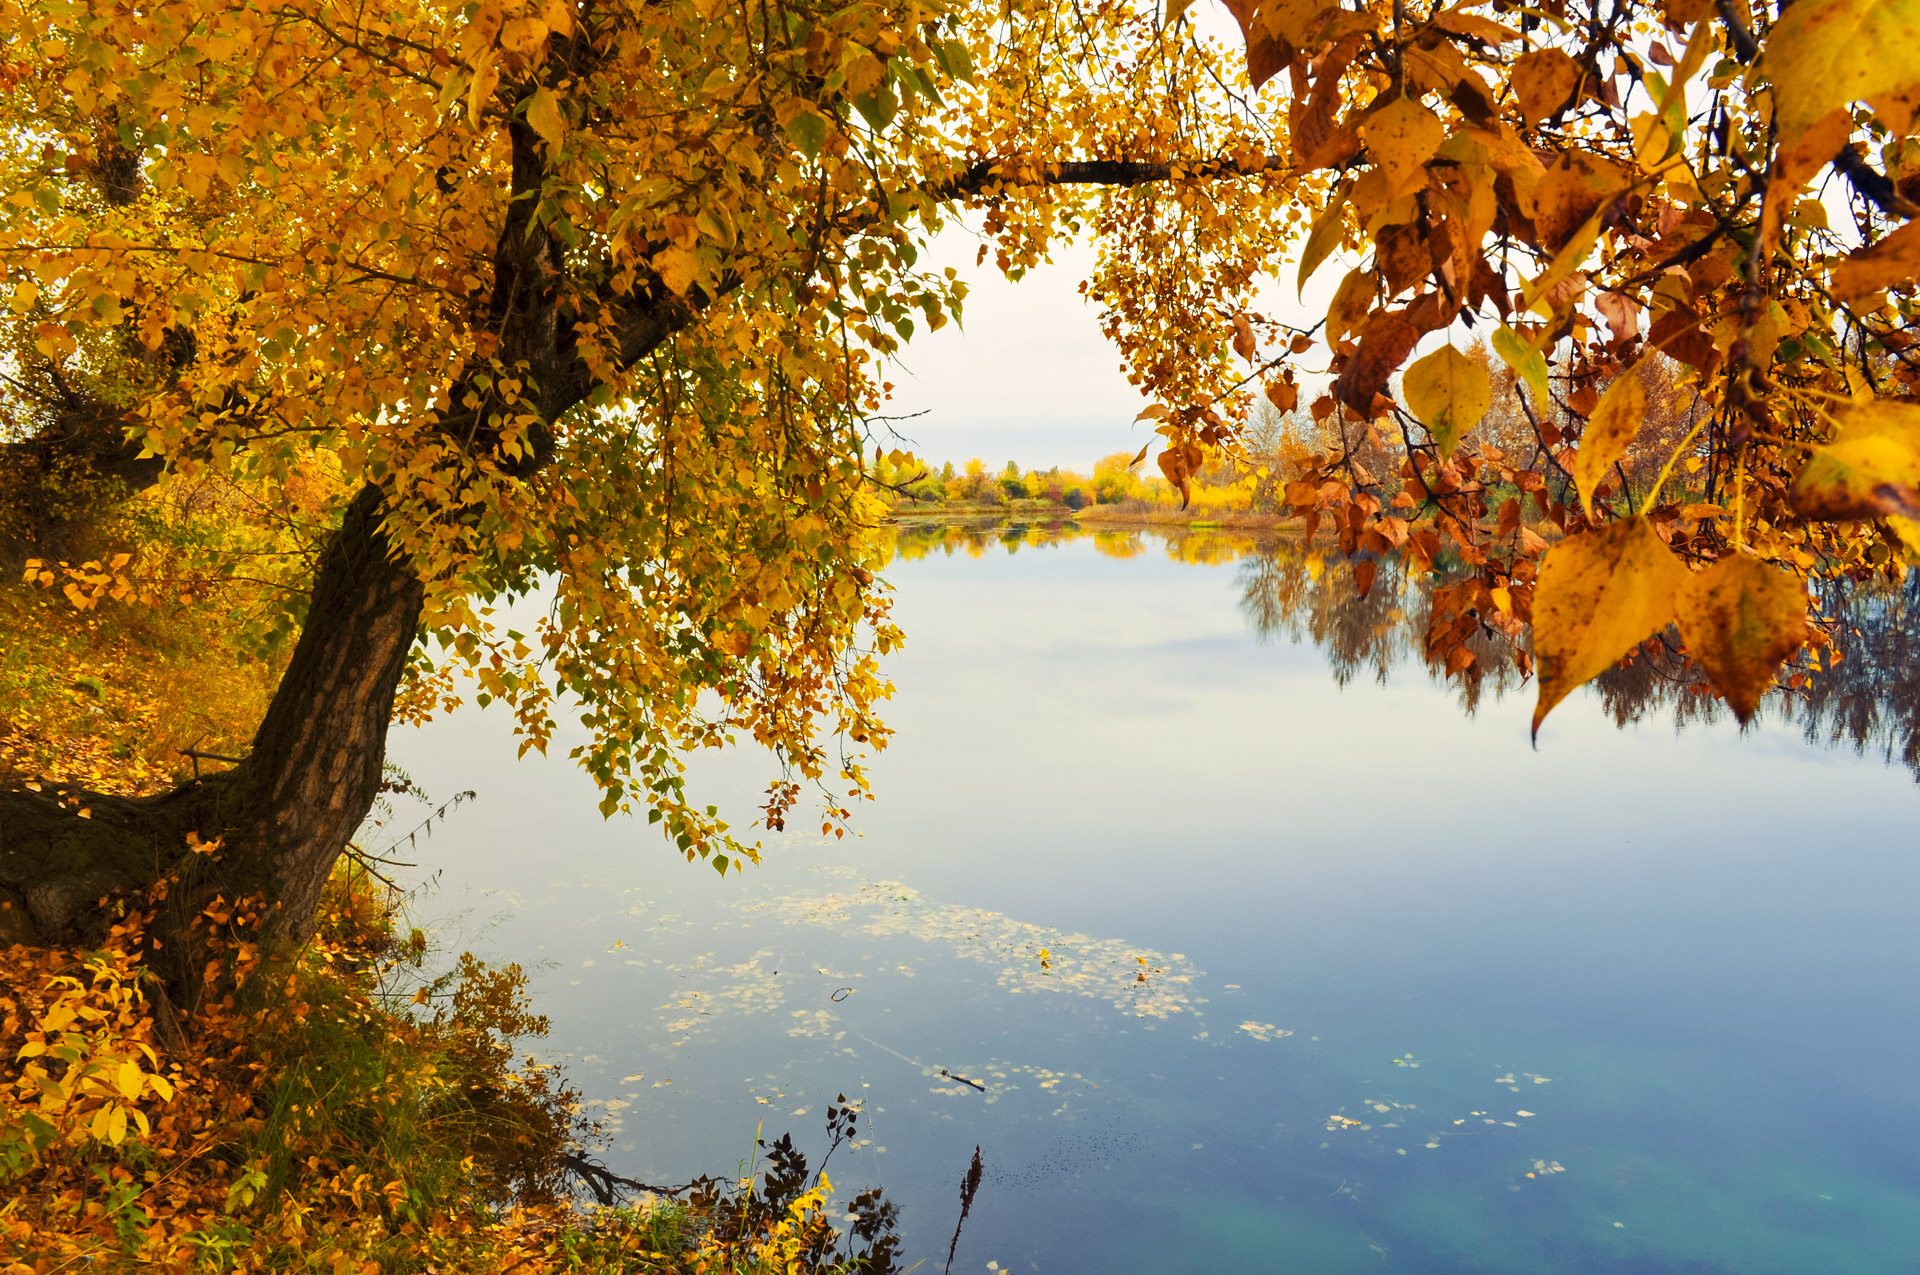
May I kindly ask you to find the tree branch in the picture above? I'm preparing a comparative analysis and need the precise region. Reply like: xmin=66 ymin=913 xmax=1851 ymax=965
xmin=934 ymin=153 xmax=1295 ymax=200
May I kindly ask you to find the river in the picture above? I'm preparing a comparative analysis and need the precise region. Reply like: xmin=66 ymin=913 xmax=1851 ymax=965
xmin=387 ymin=521 xmax=1920 ymax=1274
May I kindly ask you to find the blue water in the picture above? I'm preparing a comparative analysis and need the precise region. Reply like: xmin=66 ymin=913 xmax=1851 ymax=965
xmin=389 ymin=527 xmax=1920 ymax=1273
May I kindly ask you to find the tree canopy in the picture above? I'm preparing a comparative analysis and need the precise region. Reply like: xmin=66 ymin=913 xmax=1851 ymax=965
xmin=1191 ymin=0 xmax=1920 ymax=734
xmin=4 ymin=0 xmax=1920 ymax=945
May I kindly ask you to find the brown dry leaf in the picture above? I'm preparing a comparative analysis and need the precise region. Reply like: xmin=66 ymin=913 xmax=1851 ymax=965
xmin=1512 ymin=48 xmax=1583 ymax=125
xmin=1831 ymin=218 xmax=1920 ymax=302
xmin=1675 ymin=556 xmax=1810 ymax=723
xmin=1402 ymin=344 xmax=1491 ymax=457
xmin=1291 ymin=78 xmax=1346 ymax=167
xmin=1220 ymin=0 xmax=1290 ymax=87
xmin=1266 ymin=376 xmax=1300 ymax=412
xmin=1662 ymin=0 xmax=1712 ymax=26
xmin=1354 ymin=558 xmax=1379 ymax=597
xmin=1335 ymin=308 xmax=1420 ymax=412
xmin=1572 ymin=366 xmax=1647 ymax=515
xmin=1531 ymin=517 xmax=1686 ymax=735
xmin=1233 ymin=313 xmax=1258 ymax=360
xmin=1791 ymin=399 xmax=1920 ymax=518
xmin=1594 ymin=290 xmax=1640 ymax=342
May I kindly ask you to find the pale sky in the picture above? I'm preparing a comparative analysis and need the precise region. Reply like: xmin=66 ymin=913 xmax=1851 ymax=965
xmin=879 ymin=224 xmax=1343 ymax=474
xmin=876 ymin=232 xmax=1157 ymax=474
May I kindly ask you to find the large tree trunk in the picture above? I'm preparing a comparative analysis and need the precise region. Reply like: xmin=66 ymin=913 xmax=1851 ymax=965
xmin=0 ymin=483 xmax=422 ymax=978
xmin=222 ymin=483 xmax=425 ymax=941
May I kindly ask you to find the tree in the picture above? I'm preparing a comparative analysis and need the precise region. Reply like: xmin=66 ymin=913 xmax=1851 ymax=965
xmin=11 ymin=0 xmax=1920 ymax=982
xmin=0 ymin=0 xmax=1292 ymax=974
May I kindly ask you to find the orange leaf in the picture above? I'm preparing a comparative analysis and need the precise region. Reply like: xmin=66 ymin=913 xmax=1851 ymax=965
xmin=1511 ymin=48 xmax=1582 ymax=126
xmin=1675 ymin=556 xmax=1810 ymax=723
xmin=1831 ymin=218 xmax=1920 ymax=304
xmin=1531 ymin=517 xmax=1685 ymax=736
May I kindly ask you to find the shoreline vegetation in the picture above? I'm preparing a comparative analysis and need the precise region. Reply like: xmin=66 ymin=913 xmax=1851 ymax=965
xmin=0 ymin=843 xmax=909 ymax=1274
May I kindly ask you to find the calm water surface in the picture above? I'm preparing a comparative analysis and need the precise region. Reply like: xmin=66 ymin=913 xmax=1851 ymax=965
xmin=389 ymin=524 xmax=1920 ymax=1275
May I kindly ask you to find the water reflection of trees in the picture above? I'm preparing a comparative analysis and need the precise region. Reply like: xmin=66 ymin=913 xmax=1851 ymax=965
xmin=879 ymin=520 xmax=1920 ymax=781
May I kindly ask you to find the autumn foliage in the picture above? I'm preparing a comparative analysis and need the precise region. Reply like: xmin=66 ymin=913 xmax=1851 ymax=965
xmin=1173 ymin=0 xmax=1920 ymax=731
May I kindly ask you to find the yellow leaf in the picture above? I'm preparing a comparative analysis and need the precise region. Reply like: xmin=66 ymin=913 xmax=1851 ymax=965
xmin=1675 ymin=556 xmax=1810 ymax=723
xmin=1531 ymin=518 xmax=1685 ymax=735
xmin=1762 ymin=0 xmax=1920 ymax=152
xmin=1166 ymin=0 xmax=1196 ymax=21
xmin=525 ymin=87 xmax=566 ymax=152
xmin=467 ymin=51 xmax=501 ymax=129
xmin=498 ymin=15 xmax=548 ymax=54
xmin=1401 ymin=345 xmax=1491 ymax=457
xmin=1831 ymin=218 xmax=1920 ymax=302
xmin=1521 ymin=208 xmax=1604 ymax=315
xmin=1790 ymin=399 xmax=1920 ymax=519
xmin=1512 ymin=48 xmax=1582 ymax=126
xmin=116 ymin=1058 xmax=143 ymax=1101
xmin=1572 ymin=366 xmax=1647 ymax=516
xmin=106 ymin=1103 xmax=126 ymax=1145
xmin=1362 ymin=96 xmax=1445 ymax=197
xmin=1492 ymin=323 xmax=1550 ymax=403
xmin=654 ymin=246 xmax=699 ymax=296
xmin=1297 ymin=183 xmax=1350 ymax=295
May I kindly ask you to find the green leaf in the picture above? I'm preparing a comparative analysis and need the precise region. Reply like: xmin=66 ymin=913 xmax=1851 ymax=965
xmin=941 ymin=38 xmax=976 ymax=84
xmin=1492 ymin=323 xmax=1550 ymax=404
xmin=785 ymin=108 xmax=828 ymax=159
xmin=1401 ymin=345 xmax=1491 ymax=457
xmin=853 ymin=85 xmax=899 ymax=132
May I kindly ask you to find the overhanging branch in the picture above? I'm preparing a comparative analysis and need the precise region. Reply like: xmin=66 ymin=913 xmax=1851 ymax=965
xmin=935 ymin=153 xmax=1297 ymax=200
